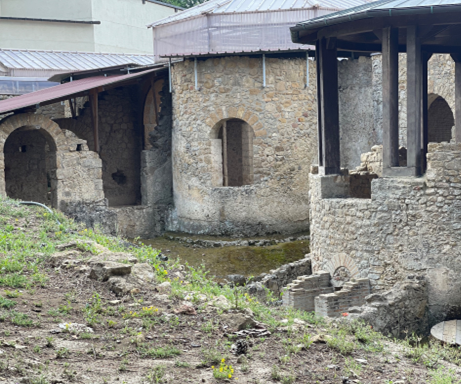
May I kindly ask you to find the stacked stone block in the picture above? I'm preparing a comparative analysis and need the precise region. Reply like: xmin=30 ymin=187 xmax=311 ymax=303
xmin=315 ymin=279 xmax=370 ymax=318
xmin=282 ymin=271 xmax=333 ymax=312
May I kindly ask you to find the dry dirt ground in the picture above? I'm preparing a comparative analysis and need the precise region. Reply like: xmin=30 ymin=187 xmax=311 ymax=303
xmin=0 ymin=199 xmax=461 ymax=384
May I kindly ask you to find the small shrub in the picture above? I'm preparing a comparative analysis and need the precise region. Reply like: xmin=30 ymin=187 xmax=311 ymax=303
xmin=0 ymin=296 xmax=16 ymax=309
xmin=10 ymin=311 xmax=33 ymax=327
xmin=212 ymin=358 xmax=234 ymax=380
xmin=429 ymin=367 xmax=461 ymax=384
xmin=326 ymin=333 xmax=356 ymax=355
xmin=146 ymin=365 xmax=166 ymax=384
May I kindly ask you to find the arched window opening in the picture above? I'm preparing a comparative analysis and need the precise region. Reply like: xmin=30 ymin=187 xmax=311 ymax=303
xmin=4 ymin=127 xmax=57 ymax=207
xmin=428 ymin=95 xmax=454 ymax=143
xmin=211 ymin=118 xmax=254 ymax=187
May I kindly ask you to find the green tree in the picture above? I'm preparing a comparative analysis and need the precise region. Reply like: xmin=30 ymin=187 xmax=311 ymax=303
xmin=161 ymin=0 xmax=209 ymax=9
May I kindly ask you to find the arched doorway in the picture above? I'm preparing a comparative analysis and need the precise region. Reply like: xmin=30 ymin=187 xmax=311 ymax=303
xmin=428 ymin=95 xmax=454 ymax=143
xmin=210 ymin=118 xmax=254 ymax=187
xmin=4 ymin=127 xmax=57 ymax=207
xmin=0 ymin=113 xmax=69 ymax=209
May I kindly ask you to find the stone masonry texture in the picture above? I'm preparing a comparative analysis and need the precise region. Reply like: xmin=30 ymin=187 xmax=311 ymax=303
xmin=168 ymin=55 xmax=317 ymax=236
xmin=310 ymin=143 xmax=461 ymax=326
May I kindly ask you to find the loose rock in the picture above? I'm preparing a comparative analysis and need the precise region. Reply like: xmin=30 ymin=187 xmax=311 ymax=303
xmin=89 ymin=261 xmax=132 ymax=281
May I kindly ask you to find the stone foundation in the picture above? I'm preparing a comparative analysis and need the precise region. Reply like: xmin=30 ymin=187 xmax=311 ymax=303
xmin=309 ymin=142 xmax=461 ymax=326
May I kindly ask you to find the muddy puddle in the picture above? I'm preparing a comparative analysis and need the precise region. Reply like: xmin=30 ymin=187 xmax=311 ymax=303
xmin=138 ymin=232 xmax=310 ymax=279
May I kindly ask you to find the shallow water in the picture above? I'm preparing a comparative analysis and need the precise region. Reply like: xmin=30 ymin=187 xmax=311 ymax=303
xmin=139 ymin=234 xmax=309 ymax=279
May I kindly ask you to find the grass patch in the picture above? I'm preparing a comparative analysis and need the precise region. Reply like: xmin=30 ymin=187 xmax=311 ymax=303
xmin=0 ymin=296 xmax=16 ymax=309
xmin=139 ymin=345 xmax=181 ymax=359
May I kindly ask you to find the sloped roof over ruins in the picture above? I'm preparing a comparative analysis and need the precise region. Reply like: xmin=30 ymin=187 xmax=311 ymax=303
xmin=148 ymin=0 xmax=371 ymax=59
xmin=291 ymin=0 xmax=461 ymax=40
xmin=0 ymin=49 xmax=156 ymax=78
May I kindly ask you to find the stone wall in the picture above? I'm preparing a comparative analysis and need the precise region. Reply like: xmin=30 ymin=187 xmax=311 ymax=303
xmin=56 ymin=88 xmax=143 ymax=207
xmin=169 ymin=55 xmax=317 ymax=236
xmin=56 ymin=129 xmax=104 ymax=209
xmin=309 ymin=142 xmax=461 ymax=325
xmin=339 ymin=54 xmax=456 ymax=170
xmin=348 ymin=276 xmax=428 ymax=338
xmin=0 ymin=113 xmax=104 ymax=211
xmin=338 ymin=57 xmax=377 ymax=169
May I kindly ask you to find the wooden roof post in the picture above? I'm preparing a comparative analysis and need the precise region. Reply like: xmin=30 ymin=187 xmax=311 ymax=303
xmin=318 ymin=37 xmax=340 ymax=175
xmin=89 ymin=89 xmax=99 ymax=153
xmin=382 ymin=27 xmax=399 ymax=174
xmin=406 ymin=25 xmax=422 ymax=176
xmin=315 ymin=40 xmax=323 ymax=167
xmin=451 ymin=54 xmax=461 ymax=144
xmin=222 ymin=121 xmax=228 ymax=187
xmin=422 ymin=52 xmax=432 ymax=174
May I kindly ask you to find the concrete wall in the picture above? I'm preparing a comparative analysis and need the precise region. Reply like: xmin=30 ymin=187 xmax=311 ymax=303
xmin=309 ymin=142 xmax=461 ymax=325
xmin=168 ymin=55 xmax=317 ymax=236
xmin=0 ymin=0 xmax=176 ymax=53
xmin=92 ymin=0 xmax=175 ymax=54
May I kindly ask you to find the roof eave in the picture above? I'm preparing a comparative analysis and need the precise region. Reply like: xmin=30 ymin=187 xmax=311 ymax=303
xmin=291 ymin=3 xmax=461 ymax=44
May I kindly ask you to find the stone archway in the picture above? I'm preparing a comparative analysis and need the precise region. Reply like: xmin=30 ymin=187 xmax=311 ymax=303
xmin=209 ymin=110 xmax=258 ymax=187
xmin=0 ymin=113 xmax=67 ymax=207
xmin=427 ymin=94 xmax=454 ymax=143
xmin=323 ymin=254 xmax=360 ymax=289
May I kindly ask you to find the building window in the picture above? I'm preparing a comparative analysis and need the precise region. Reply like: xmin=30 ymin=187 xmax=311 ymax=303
xmin=211 ymin=118 xmax=254 ymax=187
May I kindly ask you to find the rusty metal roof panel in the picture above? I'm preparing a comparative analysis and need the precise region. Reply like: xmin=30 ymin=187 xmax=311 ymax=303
xmin=0 ymin=68 xmax=162 ymax=115
xmin=0 ymin=49 xmax=156 ymax=72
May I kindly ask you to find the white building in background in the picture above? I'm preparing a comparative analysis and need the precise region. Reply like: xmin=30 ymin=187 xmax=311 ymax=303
xmin=0 ymin=0 xmax=182 ymax=54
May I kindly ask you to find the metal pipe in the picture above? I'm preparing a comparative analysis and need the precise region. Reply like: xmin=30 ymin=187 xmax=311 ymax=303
xmin=305 ymin=51 xmax=309 ymax=88
xmin=262 ymin=54 xmax=266 ymax=88
xmin=194 ymin=57 xmax=198 ymax=90
xmin=169 ymin=58 xmax=172 ymax=93
xmin=19 ymin=201 xmax=61 ymax=224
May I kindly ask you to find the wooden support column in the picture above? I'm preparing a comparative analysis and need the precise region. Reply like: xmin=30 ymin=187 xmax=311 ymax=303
xmin=406 ymin=25 xmax=422 ymax=176
xmin=318 ymin=37 xmax=340 ymax=175
xmin=89 ymin=89 xmax=99 ymax=153
xmin=315 ymin=40 xmax=323 ymax=166
xmin=422 ymin=52 xmax=432 ymax=173
xmin=451 ymin=54 xmax=461 ymax=143
xmin=69 ymin=98 xmax=76 ymax=119
xmin=382 ymin=27 xmax=399 ymax=174
xmin=150 ymin=76 xmax=159 ymax=127
xmin=222 ymin=121 xmax=228 ymax=187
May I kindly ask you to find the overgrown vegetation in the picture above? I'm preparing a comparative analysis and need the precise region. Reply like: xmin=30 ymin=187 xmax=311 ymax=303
xmin=0 ymin=196 xmax=460 ymax=383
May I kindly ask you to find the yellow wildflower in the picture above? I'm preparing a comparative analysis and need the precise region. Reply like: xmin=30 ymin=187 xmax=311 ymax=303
xmin=228 ymin=374 xmax=232 ymax=379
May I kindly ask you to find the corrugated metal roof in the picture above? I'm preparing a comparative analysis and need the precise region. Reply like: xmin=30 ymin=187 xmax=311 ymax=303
xmin=0 ymin=49 xmax=156 ymax=72
xmin=292 ymin=0 xmax=461 ymax=32
xmin=148 ymin=0 xmax=370 ymax=28
xmin=0 ymin=68 xmax=162 ymax=115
